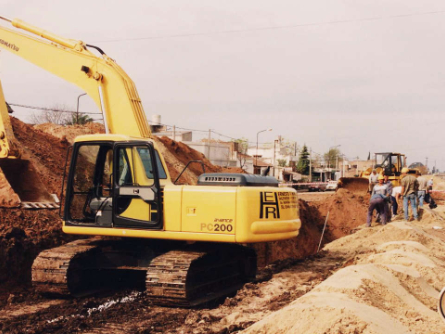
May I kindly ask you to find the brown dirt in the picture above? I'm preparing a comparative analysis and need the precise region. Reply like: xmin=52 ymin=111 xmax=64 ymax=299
xmin=10 ymin=118 xmax=71 ymax=196
xmin=313 ymin=188 xmax=370 ymax=241
xmin=156 ymin=136 xmax=245 ymax=185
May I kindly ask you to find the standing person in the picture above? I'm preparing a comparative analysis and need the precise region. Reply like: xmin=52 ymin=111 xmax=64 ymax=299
xmin=400 ymin=168 xmax=419 ymax=221
xmin=368 ymin=170 xmax=378 ymax=193
xmin=416 ymin=172 xmax=429 ymax=208
xmin=383 ymin=175 xmax=393 ymax=221
xmin=372 ymin=175 xmax=390 ymax=222
xmin=391 ymin=185 xmax=402 ymax=218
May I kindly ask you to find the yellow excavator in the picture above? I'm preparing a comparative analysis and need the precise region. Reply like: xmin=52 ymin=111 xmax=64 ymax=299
xmin=339 ymin=152 xmax=416 ymax=193
xmin=0 ymin=16 xmax=301 ymax=306
xmin=0 ymin=77 xmax=58 ymax=208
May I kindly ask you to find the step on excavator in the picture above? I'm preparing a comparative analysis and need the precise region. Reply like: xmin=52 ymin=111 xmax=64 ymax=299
xmin=0 ymin=78 xmax=59 ymax=209
xmin=0 ymin=16 xmax=301 ymax=306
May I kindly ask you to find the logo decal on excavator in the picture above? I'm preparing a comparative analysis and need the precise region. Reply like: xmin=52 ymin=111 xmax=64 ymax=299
xmin=0 ymin=39 xmax=19 ymax=52
xmin=260 ymin=192 xmax=280 ymax=219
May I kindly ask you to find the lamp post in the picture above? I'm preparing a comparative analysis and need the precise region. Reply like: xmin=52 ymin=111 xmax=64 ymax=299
xmin=256 ymin=128 xmax=272 ymax=174
xmin=76 ymin=93 xmax=87 ymax=124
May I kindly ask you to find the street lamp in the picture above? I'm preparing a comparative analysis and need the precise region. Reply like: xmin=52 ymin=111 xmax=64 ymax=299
xmin=256 ymin=128 xmax=272 ymax=173
xmin=76 ymin=93 xmax=87 ymax=124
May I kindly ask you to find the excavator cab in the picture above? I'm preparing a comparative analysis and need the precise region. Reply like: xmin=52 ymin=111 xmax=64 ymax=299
xmin=65 ymin=137 xmax=166 ymax=229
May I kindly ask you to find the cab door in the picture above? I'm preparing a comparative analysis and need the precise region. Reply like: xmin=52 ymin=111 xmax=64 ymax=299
xmin=113 ymin=142 xmax=163 ymax=229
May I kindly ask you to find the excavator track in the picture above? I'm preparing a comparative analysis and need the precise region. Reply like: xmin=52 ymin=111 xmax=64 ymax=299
xmin=32 ymin=239 xmax=101 ymax=295
xmin=32 ymin=239 xmax=256 ymax=306
xmin=146 ymin=247 xmax=255 ymax=307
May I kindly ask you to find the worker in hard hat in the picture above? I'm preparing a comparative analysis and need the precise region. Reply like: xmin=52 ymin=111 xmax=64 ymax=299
xmin=367 ymin=175 xmax=389 ymax=227
xmin=400 ymin=167 xmax=419 ymax=221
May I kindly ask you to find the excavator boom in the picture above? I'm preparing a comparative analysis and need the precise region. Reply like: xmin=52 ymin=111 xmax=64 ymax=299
xmin=0 ymin=16 xmax=151 ymax=138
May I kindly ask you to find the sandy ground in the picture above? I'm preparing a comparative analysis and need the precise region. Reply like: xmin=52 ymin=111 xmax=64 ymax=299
xmin=244 ymin=206 xmax=445 ymax=334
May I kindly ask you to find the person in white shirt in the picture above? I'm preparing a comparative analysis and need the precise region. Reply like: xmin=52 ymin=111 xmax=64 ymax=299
xmin=368 ymin=170 xmax=378 ymax=193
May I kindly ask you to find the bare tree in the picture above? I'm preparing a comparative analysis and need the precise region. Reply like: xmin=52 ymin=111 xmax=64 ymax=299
xmin=31 ymin=104 xmax=71 ymax=125
xmin=233 ymin=138 xmax=249 ymax=170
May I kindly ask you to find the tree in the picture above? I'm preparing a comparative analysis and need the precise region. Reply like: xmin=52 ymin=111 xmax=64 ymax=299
xmin=66 ymin=113 xmax=93 ymax=125
xmin=31 ymin=104 xmax=71 ymax=125
xmin=277 ymin=159 xmax=287 ymax=167
xmin=233 ymin=138 xmax=249 ymax=170
xmin=296 ymin=145 xmax=310 ymax=175
xmin=324 ymin=148 xmax=341 ymax=168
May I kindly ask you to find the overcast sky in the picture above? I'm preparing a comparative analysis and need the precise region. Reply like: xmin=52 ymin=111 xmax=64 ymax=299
xmin=1 ymin=0 xmax=445 ymax=169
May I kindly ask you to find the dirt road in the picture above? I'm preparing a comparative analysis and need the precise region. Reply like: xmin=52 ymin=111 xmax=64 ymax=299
xmin=0 ymin=249 xmax=347 ymax=334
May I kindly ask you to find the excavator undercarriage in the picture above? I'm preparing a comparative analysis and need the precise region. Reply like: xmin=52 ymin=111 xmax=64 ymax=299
xmin=32 ymin=238 xmax=256 ymax=306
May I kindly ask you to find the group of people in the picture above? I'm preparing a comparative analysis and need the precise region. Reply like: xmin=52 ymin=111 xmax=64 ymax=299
xmin=366 ymin=168 xmax=435 ymax=227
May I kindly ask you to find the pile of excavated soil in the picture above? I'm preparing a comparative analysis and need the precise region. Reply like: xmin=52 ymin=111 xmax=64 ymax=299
xmin=10 ymin=118 xmax=70 ymax=196
xmin=253 ymin=188 xmax=370 ymax=268
xmin=34 ymin=122 xmax=105 ymax=143
xmin=156 ymin=136 xmax=245 ymax=185
xmin=0 ymin=118 xmax=75 ymax=287
xmin=315 ymin=188 xmax=370 ymax=241
xmin=244 ymin=207 xmax=445 ymax=334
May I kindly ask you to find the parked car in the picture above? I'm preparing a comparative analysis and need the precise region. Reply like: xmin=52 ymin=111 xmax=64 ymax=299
xmin=326 ymin=180 xmax=338 ymax=191
xmin=308 ymin=182 xmax=327 ymax=192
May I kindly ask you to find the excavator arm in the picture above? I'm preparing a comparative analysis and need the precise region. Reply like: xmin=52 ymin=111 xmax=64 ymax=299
xmin=0 ymin=16 xmax=152 ymax=138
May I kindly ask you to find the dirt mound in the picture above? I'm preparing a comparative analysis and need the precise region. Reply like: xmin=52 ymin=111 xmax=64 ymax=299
xmin=314 ymin=188 xmax=369 ymax=241
xmin=34 ymin=122 xmax=105 ymax=143
xmin=0 ymin=118 xmax=75 ymax=287
xmin=11 ymin=118 xmax=70 ymax=196
xmin=244 ymin=213 xmax=445 ymax=334
xmin=156 ymin=136 xmax=238 ymax=185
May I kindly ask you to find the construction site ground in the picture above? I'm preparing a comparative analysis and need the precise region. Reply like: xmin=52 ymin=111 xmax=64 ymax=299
xmin=1 ymin=118 xmax=445 ymax=333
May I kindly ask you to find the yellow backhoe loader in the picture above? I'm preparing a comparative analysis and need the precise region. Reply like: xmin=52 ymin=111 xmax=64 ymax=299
xmin=0 ymin=78 xmax=58 ymax=208
xmin=339 ymin=152 xmax=417 ymax=194
xmin=0 ymin=16 xmax=301 ymax=306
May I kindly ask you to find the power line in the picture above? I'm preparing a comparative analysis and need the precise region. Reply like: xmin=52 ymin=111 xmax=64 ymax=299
xmin=8 ymin=103 xmax=104 ymax=115
xmin=94 ymin=9 xmax=445 ymax=43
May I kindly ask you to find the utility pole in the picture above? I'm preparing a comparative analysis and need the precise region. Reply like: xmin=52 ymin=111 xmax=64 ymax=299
xmin=309 ymin=148 xmax=312 ymax=182
xmin=356 ymin=156 xmax=359 ymax=176
xmin=208 ymin=129 xmax=212 ymax=161
xmin=342 ymin=154 xmax=345 ymax=177
xmin=273 ymin=139 xmax=277 ymax=178
xmin=173 ymin=125 xmax=176 ymax=142
xmin=426 ymin=157 xmax=428 ymax=168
